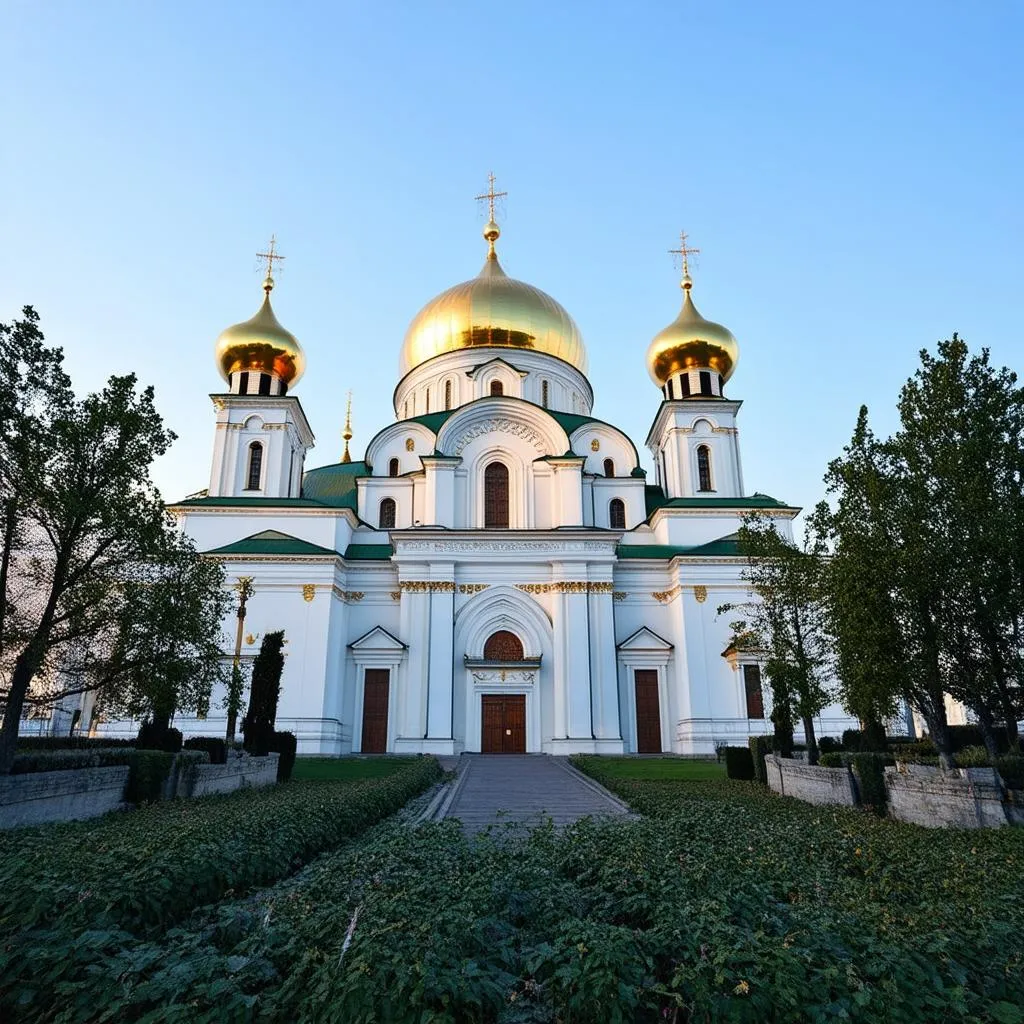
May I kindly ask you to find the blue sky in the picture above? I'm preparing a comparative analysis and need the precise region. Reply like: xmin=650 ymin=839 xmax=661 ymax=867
xmin=3 ymin=1 xmax=1021 ymax=516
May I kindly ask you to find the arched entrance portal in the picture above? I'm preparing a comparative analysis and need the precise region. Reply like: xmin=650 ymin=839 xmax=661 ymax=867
xmin=456 ymin=588 xmax=550 ymax=754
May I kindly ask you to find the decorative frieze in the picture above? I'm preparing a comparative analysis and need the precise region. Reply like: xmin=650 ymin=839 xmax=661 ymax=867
xmin=516 ymin=582 xmax=614 ymax=595
xmin=613 ymin=591 xmax=628 ymax=601
xmin=458 ymin=583 xmax=490 ymax=594
xmin=389 ymin=591 xmax=402 ymax=601
xmin=399 ymin=581 xmax=456 ymax=593
xmin=471 ymin=669 xmax=537 ymax=685
xmin=452 ymin=418 xmax=545 ymax=455
xmin=397 ymin=539 xmax=615 ymax=553
xmin=652 ymin=585 xmax=682 ymax=604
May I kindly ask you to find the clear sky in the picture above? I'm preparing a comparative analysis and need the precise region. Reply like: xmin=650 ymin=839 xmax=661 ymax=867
xmin=3 ymin=1 xmax=1022 ymax=518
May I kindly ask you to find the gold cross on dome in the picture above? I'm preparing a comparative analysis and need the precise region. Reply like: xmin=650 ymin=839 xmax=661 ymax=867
xmin=669 ymin=230 xmax=700 ymax=280
xmin=257 ymin=235 xmax=286 ymax=280
xmin=475 ymin=172 xmax=507 ymax=222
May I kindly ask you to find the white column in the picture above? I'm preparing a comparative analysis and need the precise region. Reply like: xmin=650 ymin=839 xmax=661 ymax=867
xmin=397 ymin=585 xmax=430 ymax=742
xmin=548 ymin=458 xmax=584 ymax=527
xmin=422 ymin=457 xmax=461 ymax=527
xmin=425 ymin=582 xmax=456 ymax=752
xmin=552 ymin=581 xmax=592 ymax=739
xmin=588 ymin=585 xmax=622 ymax=743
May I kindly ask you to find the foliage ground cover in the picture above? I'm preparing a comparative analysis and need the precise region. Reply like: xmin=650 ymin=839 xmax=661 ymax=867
xmin=572 ymin=756 xmax=726 ymax=781
xmin=291 ymin=755 xmax=426 ymax=782
xmin=0 ymin=756 xmax=441 ymax=944
xmin=4 ymin=757 xmax=1021 ymax=1023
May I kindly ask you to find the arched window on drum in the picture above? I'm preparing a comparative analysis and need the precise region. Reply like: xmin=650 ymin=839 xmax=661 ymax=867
xmin=484 ymin=630 xmax=524 ymax=661
xmin=609 ymin=498 xmax=626 ymax=529
xmin=484 ymin=461 xmax=509 ymax=528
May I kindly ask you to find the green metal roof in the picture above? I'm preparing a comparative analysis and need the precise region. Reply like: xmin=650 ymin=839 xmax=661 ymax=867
xmin=616 ymin=533 xmax=743 ymax=560
xmin=206 ymin=530 xmax=337 ymax=557
xmin=176 ymin=495 xmax=327 ymax=509
xmin=407 ymin=411 xmax=453 ymax=433
xmin=343 ymin=543 xmax=394 ymax=560
xmin=301 ymin=460 xmax=367 ymax=509
xmin=645 ymin=490 xmax=794 ymax=514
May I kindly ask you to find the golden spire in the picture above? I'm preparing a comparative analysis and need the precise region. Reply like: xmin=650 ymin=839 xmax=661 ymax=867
xmin=256 ymin=234 xmax=286 ymax=293
xmin=341 ymin=391 xmax=353 ymax=463
xmin=475 ymin=172 xmax=507 ymax=259
xmin=668 ymin=230 xmax=701 ymax=291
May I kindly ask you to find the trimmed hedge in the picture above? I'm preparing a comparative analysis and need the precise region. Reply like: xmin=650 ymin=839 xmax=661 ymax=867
xmin=0 ymin=756 xmax=441 ymax=944
xmin=270 ymin=730 xmax=298 ymax=781
xmin=10 ymin=748 xmax=134 ymax=775
xmin=136 ymin=722 xmax=182 ymax=753
xmin=748 ymin=735 xmax=771 ymax=785
xmin=849 ymin=752 xmax=891 ymax=813
xmin=183 ymin=736 xmax=227 ymax=765
xmin=15 ymin=735 xmax=136 ymax=751
xmin=724 ymin=746 xmax=754 ymax=780
xmin=124 ymin=750 xmax=175 ymax=804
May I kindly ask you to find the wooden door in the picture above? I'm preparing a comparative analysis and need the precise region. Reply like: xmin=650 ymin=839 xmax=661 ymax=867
xmin=481 ymin=695 xmax=526 ymax=753
xmin=360 ymin=669 xmax=390 ymax=753
xmin=634 ymin=669 xmax=662 ymax=753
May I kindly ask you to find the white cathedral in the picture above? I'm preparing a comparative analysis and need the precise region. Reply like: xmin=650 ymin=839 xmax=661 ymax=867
xmin=164 ymin=202 xmax=858 ymax=757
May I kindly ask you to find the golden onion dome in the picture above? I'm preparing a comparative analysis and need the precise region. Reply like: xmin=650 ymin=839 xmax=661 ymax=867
xmin=645 ymin=276 xmax=739 ymax=387
xmin=398 ymin=221 xmax=587 ymax=377
xmin=215 ymin=276 xmax=305 ymax=387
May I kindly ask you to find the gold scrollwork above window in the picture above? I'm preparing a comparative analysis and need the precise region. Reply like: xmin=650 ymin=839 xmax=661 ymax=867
xmin=399 ymin=581 xmax=456 ymax=593
xmin=516 ymin=582 xmax=613 ymax=595
xmin=652 ymin=585 xmax=682 ymax=604
xmin=458 ymin=583 xmax=490 ymax=594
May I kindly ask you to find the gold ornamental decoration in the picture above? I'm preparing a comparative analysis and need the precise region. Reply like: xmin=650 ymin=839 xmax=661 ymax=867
xmin=694 ymin=585 xmax=708 ymax=603
xmin=590 ymin=438 xmax=600 ymax=451
xmin=302 ymin=584 xmax=316 ymax=602
xmin=652 ymin=585 xmax=682 ymax=604
xmin=516 ymin=582 xmax=613 ymax=595
xmin=405 ymin=438 xmax=415 ymax=452
xmin=399 ymin=581 xmax=456 ymax=593
xmin=458 ymin=583 xmax=490 ymax=594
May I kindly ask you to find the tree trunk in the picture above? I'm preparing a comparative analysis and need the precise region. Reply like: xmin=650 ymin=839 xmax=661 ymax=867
xmin=920 ymin=702 xmax=954 ymax=769
xmin=802 ymin=714 xmax=819 ymax=765
xmin=975 ymin=706 xmax=1000 ymax=761
xmin=998 ymin=686 xmax=1020 ymax=748
xmin=0 ymin=496 xmax=16 ymax=660
xmin=0 ymin=648 xmax=39 ymax=773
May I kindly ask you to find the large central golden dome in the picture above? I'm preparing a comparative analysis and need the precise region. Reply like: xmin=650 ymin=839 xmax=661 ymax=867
xmin=399 ymin=222 xmax=587 ymax=377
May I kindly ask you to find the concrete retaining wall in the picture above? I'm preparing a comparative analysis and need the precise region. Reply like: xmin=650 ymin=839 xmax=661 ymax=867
xmin=764 ymin=755 xmax=858 ymax=806
xmin=179 ymin=752 xmax=279 ymax=798
xmin=0 ymin=766 xmax=130 ymax=829
xmin=885 ymin=764 xmax=1009 ymax=828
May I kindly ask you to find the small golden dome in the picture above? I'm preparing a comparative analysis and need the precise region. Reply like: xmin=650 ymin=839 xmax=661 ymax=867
xmin=645 ymin=277 xmax=739 ymax=387
xmin=215 ymin=277 xmax=305 ymax=387
xmin=398 ymin=228 xmax=587 ymax=377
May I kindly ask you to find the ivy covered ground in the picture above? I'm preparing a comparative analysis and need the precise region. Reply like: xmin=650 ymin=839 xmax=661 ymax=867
xmin=2 ymin=756 xmax=1022 ymax=1023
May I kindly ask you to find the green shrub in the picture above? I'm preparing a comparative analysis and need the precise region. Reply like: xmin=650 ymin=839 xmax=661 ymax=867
xmin=955 ymin=744 xmax=992 ymax=768
xmin=849 ymin=753 xmax=892 ymax=814
xmin=947 ymin=724 xmax=1013 ymax=754
xmin=15 ymin=736 xmax=135 ymax=751
xmin=748 ymin=735 xmax=771 ymax=784
xmin=891 ymin=739 xmax=937 ymax=764
xmin=997 ymin=755 xmax=1024 ymax=790
xmin=818 ymin=752 xmax=844 ymax=767
xmin=124 ymin=750 xmax=174 ymax=804
xmin=817 ymin=735 xmax=842 ymax=755
xmin=861 ymin=720 xmax=887 ymax=751
xmin=724 ymin=746 xmax=754 ymax=780
xmin=11 ymin=748 xmax=133 ymax=774
xmin=270 ymin=730 xmax=298 ymax=781
xmin=136 ymin=722 xmax=182 ymax=753
xmin=183 ymin=736 xmax=227 ymax=764
xmin=0 ymin=757 xmax=441 ymax=946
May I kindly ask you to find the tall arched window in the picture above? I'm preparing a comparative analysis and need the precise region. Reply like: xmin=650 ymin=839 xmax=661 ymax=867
xmin=489 ymin=380 xmax=503 ymax=397
xmin=444 ymin=380 xmax=452 ymax=410
xmin=388 ymin=457 xmax=399 ymax=478
xmin=609 ymin=498 xmax=626 ymax=529
xmin=484 ymin=461 xmax=509 ymax=528
xmin=425 ymin=387 xmax=431 ymax=413
xmin=697 ymin=445 xmax=713 ymax=492
xmin=603 ymin=458 xmax=615 ymax=478
xmin=541 ymin=380 xmax=549 ymax=408
xmin=245 ymin=442 xmax=263 ymax=491
xmin=484 ymin=630 xmax=524 ymax=661
xmin=378 ymin=497 xmax=396 ymax=529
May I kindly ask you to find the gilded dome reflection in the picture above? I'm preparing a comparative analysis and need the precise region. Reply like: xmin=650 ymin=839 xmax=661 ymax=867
xmin=399 ymin=251 xmax=587 ymax=377
xmin=215 ymin=280 xmax=305 ymax=387
xmin=646 ymin=281 xmax=739 ymax=386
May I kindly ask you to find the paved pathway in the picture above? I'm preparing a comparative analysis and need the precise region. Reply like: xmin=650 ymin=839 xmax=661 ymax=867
xmin=439 ymin=755 xmax=630 ymax=833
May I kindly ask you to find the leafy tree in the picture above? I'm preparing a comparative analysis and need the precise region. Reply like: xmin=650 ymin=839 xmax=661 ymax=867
xmin=0 ymin=310 xmax=188 ymax=773
xmin=722 ymin=517 xmax=832 ymax=764
xmin=101 ymin=534 xmax=230 ymax=736
xmin=242 ymin=630 xmax=285 ymax=753
xmin=815 ymin=338 xmax=1024 ymax=766
xmin=224 ymin=663 xmax=247 ymax=744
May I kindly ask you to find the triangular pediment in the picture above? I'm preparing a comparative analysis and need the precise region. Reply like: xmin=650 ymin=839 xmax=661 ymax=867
xmin=348 ymin=626 xmax=407 ymax=651
xmin=617 ymin=626 xmax=674 ymax=651
xmin=466 ymin=356 xmax=528 ymax=379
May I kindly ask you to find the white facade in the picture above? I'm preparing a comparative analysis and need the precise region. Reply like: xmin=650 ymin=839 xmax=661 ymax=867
xmin=102 ymin=240 xmax=860 ymax=756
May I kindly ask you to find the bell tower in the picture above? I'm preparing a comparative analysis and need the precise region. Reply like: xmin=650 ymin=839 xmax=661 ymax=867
xmin=644 ymin=234 xmax=744 ymax=499
xmin=208 ymin=239 xmax=315 ymax=498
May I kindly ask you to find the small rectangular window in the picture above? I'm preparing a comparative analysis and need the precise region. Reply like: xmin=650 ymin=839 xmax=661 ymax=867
xmin=699 ymin=371 xmax=712 ymax=396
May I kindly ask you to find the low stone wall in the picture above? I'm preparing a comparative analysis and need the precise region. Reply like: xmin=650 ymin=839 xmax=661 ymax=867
xmin=885 ymin=764 xmax=1009 ymax=828
xmin=178 ymin=752 xmax=279 ymax=798
xmin=0 ymin=766 xmax=130 ymax=829
xmin=764 ymin=755 xmax=858 ymax=806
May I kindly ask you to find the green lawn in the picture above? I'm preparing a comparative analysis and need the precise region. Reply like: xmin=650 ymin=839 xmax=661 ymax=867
xmin=292 ymin=755 xmax=426 ymax=781
xmin=580 ymin=755 xmax=726 ymax=780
